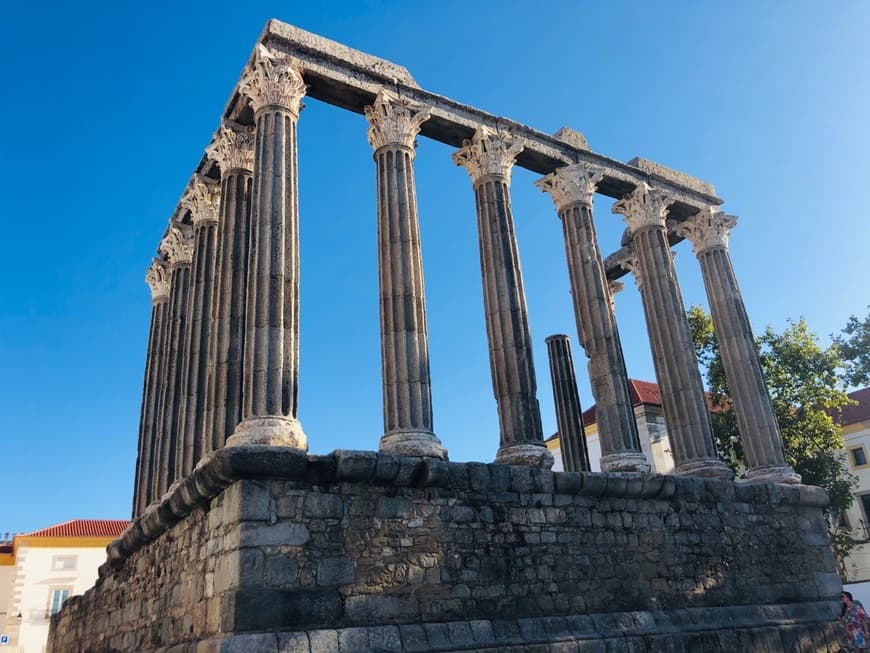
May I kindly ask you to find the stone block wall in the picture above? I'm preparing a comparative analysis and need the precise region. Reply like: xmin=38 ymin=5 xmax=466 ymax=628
xmin=48 ymin=448 xmax=843 ymax=652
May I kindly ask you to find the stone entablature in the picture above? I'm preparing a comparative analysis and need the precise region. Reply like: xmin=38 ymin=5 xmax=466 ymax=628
xmin=51 ymin=449 xmax=840 ymax=652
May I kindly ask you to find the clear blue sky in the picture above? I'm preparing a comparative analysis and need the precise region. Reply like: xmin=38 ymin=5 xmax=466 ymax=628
xmin=1 ymin=1 xmax=867 ymax=534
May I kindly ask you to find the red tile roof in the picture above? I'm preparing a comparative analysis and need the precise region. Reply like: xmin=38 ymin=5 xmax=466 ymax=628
xmin=24 ymin=519 xmax=129 ymax=539
xmin=834 ymin=387 xmax=870 ymax=426
xmin=580 ymin=379 xmax=662 ymax=427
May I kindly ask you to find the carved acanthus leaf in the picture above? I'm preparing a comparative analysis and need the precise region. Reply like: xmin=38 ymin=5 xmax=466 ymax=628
xmin=535 ymin=163 xmax=604 ymax=212
xmin=206 ymin=122 xmax=255 ymax=172
xmin=452 ymin=126 xmax=524 ymax=185
xmin=181 ymin=177 xmax=221 ymax=225
xmin=145 ymin=258 xmax=170 ymax=302
xmin=159 ymin=224 xmax=194 ymax=266
xmin=239 ymin=45 xmax=306 ymax=115
xmin=674 ymin=206 xmax=737 ymax=255
xmin=607 ymin=280 xmax=624 ymax=314
xmin=611 ymin=183 xmax=675 ymax=233
xmin=364 ymin=89 xmax=431 ymax=151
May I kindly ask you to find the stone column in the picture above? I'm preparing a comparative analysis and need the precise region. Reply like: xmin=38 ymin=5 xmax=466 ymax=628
xmin=453 ymin=126 xmax=552 ymax=468
xmin=132 ymin=258 xmax=170 ymax=516
xmin=153 ymin=224 xmax=194 ymax=496
xmin=205 ymin=122 xmax=255 ymax=452
xmin=364 ymin=89 xmax=447 ymax=459
xmin=676 ymin=208 xmax=800 ymax=484
xmin=545 ymin=335 xmax=591 ymax=472
xmin=227 ymin=45 xmax=307 ymax=449
xmin=536 ymin=164 xmax=649 ymax=472
xmin=612 ymin=183 xmax=730 ymax=479
xmin=176 ymin=177 xmax=220 ymax=479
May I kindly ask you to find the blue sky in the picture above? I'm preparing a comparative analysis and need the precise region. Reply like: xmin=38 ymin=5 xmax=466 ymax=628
xmin=1 ymin=1 xmax=867 ymax=534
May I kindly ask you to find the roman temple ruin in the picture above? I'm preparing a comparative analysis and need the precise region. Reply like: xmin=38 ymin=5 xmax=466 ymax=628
xmin=49 ymin=20 xmax=842 ymax=652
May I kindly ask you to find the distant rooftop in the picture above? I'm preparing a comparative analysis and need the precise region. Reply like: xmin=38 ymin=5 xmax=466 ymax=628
xmin=24 ymin=519 xmax=129 ymax=539
xmin=580 ymin=379 xmax=662 ymax=428
xmin=834 ymin=387 xmax=870 ymax=426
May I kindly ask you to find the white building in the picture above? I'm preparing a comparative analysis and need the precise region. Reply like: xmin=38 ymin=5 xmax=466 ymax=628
xmin=0 ymin=519 xmax=128 ymax=653
xmin=545 ymin=378 xmax=674 ymax=474
xmin=837 ymin=388 xmax=870 ymax=593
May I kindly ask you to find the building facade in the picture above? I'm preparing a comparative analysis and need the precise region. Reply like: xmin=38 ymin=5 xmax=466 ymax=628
xmin=0 ymin=520 xmax=128 ymax=653
xmin=546 ymin=379 xmax=674 ymax=474
xmin=838 ymin=388 xmax=870 ymax=585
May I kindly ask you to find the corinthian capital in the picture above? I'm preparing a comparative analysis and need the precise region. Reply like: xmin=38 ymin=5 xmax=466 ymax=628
xmin=611 ymin=183 xmax=675 ymax=233
xmin=159 ymin=224 xmax=194 ymax=267
xmin=674 ymin=206 xmax=737 ymax=255
xmin=145 ymin=258 xmax=170 ymax=303
xmin=535 ymin=163 xmax=604 ymax=212
xmin=452 ymin=126 xmax=524 ymax=186
xmin=206 ymin=122 xmax=255 ymax=172
xmin=239 ymin=45 xmax=306 ymax=116
xmin=181 ymin=176 xmax=220 ymax=226
xmin=364 ymin=89 xmax=431 ymax=152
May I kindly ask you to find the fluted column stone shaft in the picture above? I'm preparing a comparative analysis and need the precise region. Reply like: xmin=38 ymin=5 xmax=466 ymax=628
xmin=153 ymin=224 xmax=194 ymax=496
xmin=536 ymin=164 xmax=648 ymax=472
xmin=677 ymin=208 xmax=800 ymax=484
xmin=228 ymin=46 xmax=307 ymax=448
xmin=132 ymin=259 xmax=170 ymax=516
xmin=365 ymin=90 xmax=446 ymax=459
xmin=453 ymin=126 xmax=552 ymax=468
xmin=206 ymin=123 xmax=255 ymax=452
xmin=613 ymin=184 xmax=730 ymax=479
xmin=176 ymin=178 xmax=220 ymax=478
xmin=545 ymin=335 xmax=591 ymax=472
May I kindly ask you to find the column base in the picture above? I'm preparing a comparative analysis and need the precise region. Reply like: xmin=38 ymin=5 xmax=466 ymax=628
xmin=600 ymin=452 xmax=651 ymax=473
xmin=742 ymin=464 xmax=802 ymax=485
xmin=495 ymin=443 xmax=554 ymax=468
xmin=379 ymin=429 xmax=448 ymax=460
xmin=675 ymin=457 xmax=733 ymax=480
xmin=226 ymin=416 xmax=307 ymax=451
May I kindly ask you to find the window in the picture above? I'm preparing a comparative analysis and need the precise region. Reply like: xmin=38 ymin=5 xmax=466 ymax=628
xmin=49 ymin=588 xmax=71 ymax=615
xmin=851 ymin=447 xmax=868 ymax=467
xmin=52 ymin=555 xmax=77 ymax=571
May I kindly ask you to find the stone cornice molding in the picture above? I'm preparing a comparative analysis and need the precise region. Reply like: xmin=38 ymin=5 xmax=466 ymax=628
xmin=452 ymin=126 xmax=524 ymax=186
xmin=206 ymin=122 xmax=255 ymax=173
xmin=239 ymin=45 xmax=307 ymax=116
xmin=535 ymin=163 xmax=605 ymax=213
xmin=364 ymin=89 xmax=431 ymax=152
xmin=145 ymin=258 xmax=170 ymax=303
xmin=612 ymin=183 xmax=675 ymax=233
xmin=181 ymin=177 xmax=221 ymax=226
xmin=674 ymin=207 xmax=738 ymax=255
xmin=159 ymin=224 xmax=194 ymax=267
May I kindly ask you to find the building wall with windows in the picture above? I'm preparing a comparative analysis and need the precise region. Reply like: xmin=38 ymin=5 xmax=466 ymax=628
xmin=0 ymin=520 xmax=127 ymax=653
xmin=546 ymin=379 xmax=674 ymax=474
xmin=838 ymin=388 xmax=870 ymax=583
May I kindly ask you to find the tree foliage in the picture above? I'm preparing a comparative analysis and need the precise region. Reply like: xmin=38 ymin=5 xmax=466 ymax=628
xmin=834 ymin=306 xmax=870 ymax=389
xmin=687 ymin=306 xmax=856 ymax=535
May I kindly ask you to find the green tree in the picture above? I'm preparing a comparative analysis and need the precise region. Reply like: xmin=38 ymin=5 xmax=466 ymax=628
xmin=688 ymin=307 xmax=857 ymax=574
xmin=833 ymin=306 xmax=870 ymax=389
